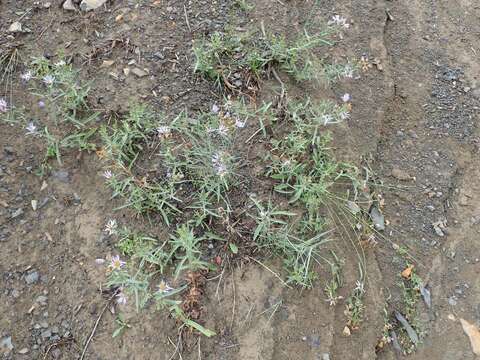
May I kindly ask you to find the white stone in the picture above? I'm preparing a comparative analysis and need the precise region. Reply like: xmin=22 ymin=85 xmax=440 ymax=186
xmin=63 ymin=0 xmax=76 ymax=10
xmin=80 ymin=0 xmax=108 ymax=11
xmin=8 ymin=21 xmax=23 ymax=33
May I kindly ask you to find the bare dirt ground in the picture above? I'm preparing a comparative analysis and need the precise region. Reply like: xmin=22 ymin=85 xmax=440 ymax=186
xmin=1 ymin=1 xmax=479 ymax=359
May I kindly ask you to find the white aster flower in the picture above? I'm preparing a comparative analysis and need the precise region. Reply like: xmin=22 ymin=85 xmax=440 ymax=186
xmin=157 ymin=125 xmax=171 ymax=137
xmin=321 ymin=114 xmax=334 ymax=125
xmin=354 ymin=280 xmax=365 ymax=294
xmin=25 ymin=122 xmax=38 ymax=135
xmin=235 ymin=117 xmax=246 ymax=128
xmin=104 ymin=219 xmax=117 ymax=235
xmin=212 ymin=152 xmax=228 ymax=177
xmin=103 ymin=170 xmax=113 ymax=179
xmin=21 ymin=71 xmax=32 ymax=82
xmin=343 ymin=65 xmax=354 ymax=79
xmin=0 ymin=98 xmax=8 ymax=113
xmin=157 ymin=280 xmax=174 ymax=294
xmin=43 ymin=75 xmax=55 ymax=86
xmin=217 ymin=123 xmax=229 ymax=136
xmin=339 ymin=111 xmax=350 ymax=120
xmin=328 ymin=15 xmax=350 ymax=29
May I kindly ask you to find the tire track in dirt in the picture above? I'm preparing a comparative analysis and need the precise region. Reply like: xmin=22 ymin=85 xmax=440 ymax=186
xmin=410 ymin=1 xmax=480 ymax=358
xmin=328 ymin=0 xmax=394 ymax=358
xmin=377 ymin=0 xmax=480 ymax=358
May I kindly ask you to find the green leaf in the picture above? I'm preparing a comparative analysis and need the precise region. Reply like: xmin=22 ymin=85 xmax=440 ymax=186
xmin=229 ymin=243 xmax=238 ymax=254
xmin=172 ymin=306 xmax=216 ymax=337
xmin=112 ymin=327 xmax=123 ymax=338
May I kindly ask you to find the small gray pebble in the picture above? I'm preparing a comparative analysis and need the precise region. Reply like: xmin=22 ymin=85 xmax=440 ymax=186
xmin=40 ymin=321 xmax=49 ymax=329
xmin=25 ymin=271 xmax=39 ymax=285
xmin=52 ymin=170 xmax=70 ymax=183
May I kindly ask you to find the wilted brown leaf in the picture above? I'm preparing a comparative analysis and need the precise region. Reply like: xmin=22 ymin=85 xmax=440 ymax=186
xmin=460 ymin=318 xmax=480 ymax=355
xmin=401 ymin=265 xmax=414 ymax=279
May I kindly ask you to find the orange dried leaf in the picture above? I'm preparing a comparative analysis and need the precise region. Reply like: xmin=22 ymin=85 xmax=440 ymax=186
xmin=401 ymin=265 xmax=414 ymax=279
xmin=460 ymin=318 xmax=480 ymax=355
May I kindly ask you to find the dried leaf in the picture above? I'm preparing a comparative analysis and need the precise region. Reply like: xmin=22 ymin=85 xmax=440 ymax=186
xmin=401 ymin=265 xmax=414 ymax=279
xmin=100 ymin=60 xmax=115 ymax=68
xmin=420 ymin=284 xmax=431 ymax=308
xmin=96 ymin=148 xmax=107 ymax=159
xmin=460 ymin=318 xmax=480 ymax=355
xmin=390 ymin=330 xmax=402 ymax=353
xmin=369 ymin=206 xmax=385 ymax=231
xmin=394 ymin=311 xmax=419 ymax=345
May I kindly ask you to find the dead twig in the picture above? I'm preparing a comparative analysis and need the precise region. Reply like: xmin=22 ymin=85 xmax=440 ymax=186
xmin=271 ymin=67 xmax=285 ymax=99
xmin=37 ymin=18 xmax=55 ymax=41
xmin=197 ymin=337 xmax=201 ymax=360
xmin=246 ymin=256 xmax=292 ymax=289
xmin=214 ymin=267 xmax=225 ymax=301
xmin=43 ymin=336 xmax=74 ymax=360
xmin=168 ymin=332 xmax=184 ymax=360
xmin=229 ymin=270 xmax=236 ymax=330
xmin=184 ymin=5 xmax=191 ymax=32
xmin=79 ymin=290 xmax=118 ymax=360
xmin=18 ymin=8 xmax=33 ymax=21
xmin=244 ymin=127 xmax=263 ymax=144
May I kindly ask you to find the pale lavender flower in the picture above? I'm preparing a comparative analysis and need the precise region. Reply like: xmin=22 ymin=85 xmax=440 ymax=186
xmin=104 ymin=219 xmax=117 ymax=235
xmin=116 ymin=288 xmax=127 ymax=305
xmin=103 ymin=170 xmax=113 ymax=179
xmin=341 ymin=93 xmax=351 ymax=103
xmin=235 ymin=117 xmax=246 ymax=128
xmin=0 ymin=98 xmax=8 ymax=113
xmin=328 ymin=15 xmax=350 ymax=29
xmin=157 ymin=280 xmax=174 ymax=294
xmin=211 ymin=104 xmax=220 ymax=114
xmin=109 ymin=255 xmax=126 ymax=271
xmin=212 ymin=152 xmax=228 ymax=177
xmin=38 ymin=100 xmax=46 ymax=109
xmin=25 ymin=122 xmax=38 ymax=135
xmin=20 ymin=71 xmax=32 ymax=82
xmin=43 ymin=75 xmax=55 ymax=86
